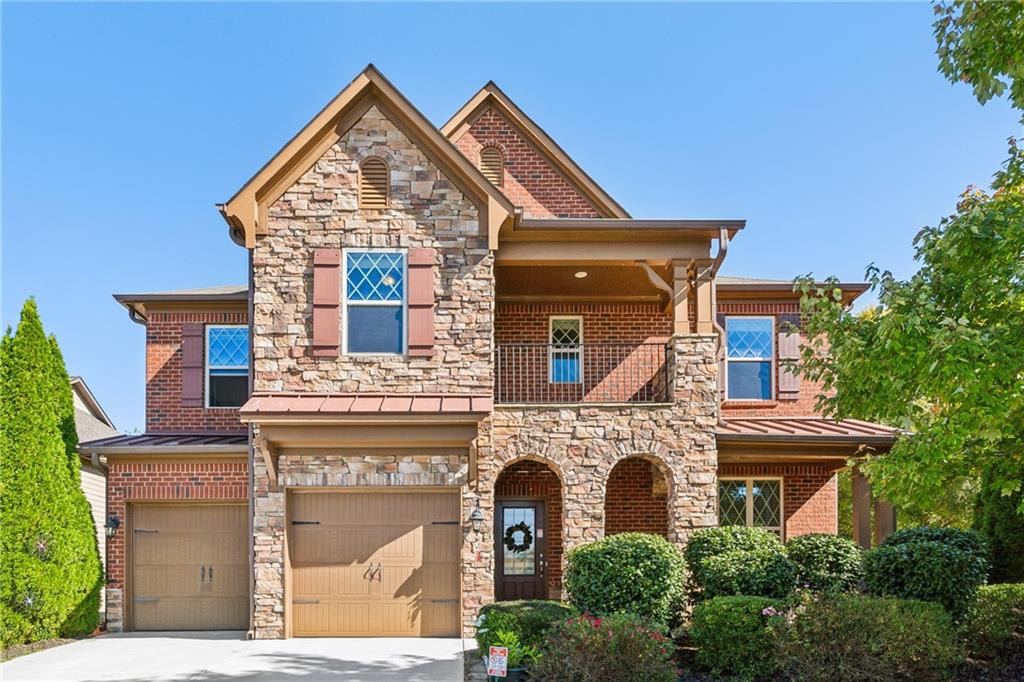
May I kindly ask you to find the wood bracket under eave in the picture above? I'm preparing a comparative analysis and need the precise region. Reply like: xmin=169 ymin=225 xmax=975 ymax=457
xmin=635 ymin=261 xmax=673 ymax=314
xmin=260 ymin=440 xmax=281 ymax=491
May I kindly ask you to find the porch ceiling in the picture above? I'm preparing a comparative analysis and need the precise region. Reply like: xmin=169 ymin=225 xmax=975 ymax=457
xmin=496 ymin=264 xmax=670 ymax=302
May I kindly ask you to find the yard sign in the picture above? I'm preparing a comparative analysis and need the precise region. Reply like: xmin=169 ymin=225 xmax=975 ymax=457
xmin=487 ymin=645 xmax=508 ymax=677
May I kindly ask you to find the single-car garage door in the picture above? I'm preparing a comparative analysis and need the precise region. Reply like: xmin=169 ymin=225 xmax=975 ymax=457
xmin=288 ymin=490 xmax=460 ymax=637
xmin=130 ymin=504 xmax=247 ymax=630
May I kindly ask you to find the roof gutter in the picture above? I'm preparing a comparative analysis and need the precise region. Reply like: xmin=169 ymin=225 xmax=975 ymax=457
xmin=127 ymin=304 xmax=147 ymax=326
xmin=79 ymin=444 xmax=250 ymax=456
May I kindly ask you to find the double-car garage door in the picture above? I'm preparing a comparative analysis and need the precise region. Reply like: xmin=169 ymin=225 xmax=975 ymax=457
xmin=288 ymin=490 xmax=461 ymax=637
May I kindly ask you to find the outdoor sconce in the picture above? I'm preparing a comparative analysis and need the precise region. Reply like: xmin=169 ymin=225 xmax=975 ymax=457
xmin=469 ymin=502 xmax=485 ymax=533
xmin=105 ymin=516 xmax=121 ymax=538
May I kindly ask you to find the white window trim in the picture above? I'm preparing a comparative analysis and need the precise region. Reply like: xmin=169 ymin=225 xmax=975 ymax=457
xmin=548 ymin=315 xmax=583 ymax=384
xmin=205 ymin=324 xmax=249 ymax=409
xmin=718 ymin=476 xmax=785 ymax=538
xmin=342 ymin=248 xmax=408 ymax=356
xmin=724 ymin=315 xmax=775 ymax=401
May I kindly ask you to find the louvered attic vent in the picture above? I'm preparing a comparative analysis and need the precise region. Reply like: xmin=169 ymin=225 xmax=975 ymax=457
xmin=360 ymin=158 xmax=389 ymax=209
xmin=480 ymin=147 xmax=503 ymax=186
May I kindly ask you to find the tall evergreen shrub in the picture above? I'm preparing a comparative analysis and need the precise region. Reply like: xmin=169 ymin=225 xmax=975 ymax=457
xmin=974 ymin=466 xmax=1024 ymax=583
xmin=1 ymin=299 xmax=103 ymax=647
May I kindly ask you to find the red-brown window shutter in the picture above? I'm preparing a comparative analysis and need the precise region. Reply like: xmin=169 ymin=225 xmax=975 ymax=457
xmin=181 ymin=323 xmax=204 ymax=407
xmin=778 ymin=331 xmax=801 ymax=400
xmin=312 ymin=249 xmax=341 ymax=357
xmin=407 ymin=247 xmax=437 ymax=357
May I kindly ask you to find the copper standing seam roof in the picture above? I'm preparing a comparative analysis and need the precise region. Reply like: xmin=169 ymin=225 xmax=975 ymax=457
xmin=239 ymin=393 xmax=493 ymax=417
xmin=717 ymin=417 xmax=902 ymax=446
xmin=78 ymin=432 xmax=250 ymax=453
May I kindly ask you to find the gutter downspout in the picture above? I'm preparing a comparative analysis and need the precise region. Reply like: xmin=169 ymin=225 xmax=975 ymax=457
xmin=710 ymin=227 xmax=729 ymax=422
xmin=246 ymin=249 xmax=256 ymax=640
xmin=127 ymin=305 xmax=147 ymax=326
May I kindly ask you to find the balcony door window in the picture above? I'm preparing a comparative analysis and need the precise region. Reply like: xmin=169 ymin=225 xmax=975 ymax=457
xmin=549 ymin=316 xmax=582 ymax=384
xmin=718 ymin=478 xmax=784 ymax=538
xmin=344 ymin=250 xmax=406 ymax=354
xmin=206 ymin=325 xmax=249 ymax=408
xmin=725 ymin=316 xmax=774 ymax=400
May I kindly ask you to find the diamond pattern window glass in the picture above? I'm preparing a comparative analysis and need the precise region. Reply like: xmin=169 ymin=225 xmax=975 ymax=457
xmin=726 ymin=317 xmax=774 ymax=400
xmin=206 ymin=326 xmax=248 ymax=408
xmin=719 ymin=478 xmax=784 ymax=538
xmin=345 ymin=250 xmax=406 ymax=354
xmin=549 ymin=317 xmax=582 ymax=384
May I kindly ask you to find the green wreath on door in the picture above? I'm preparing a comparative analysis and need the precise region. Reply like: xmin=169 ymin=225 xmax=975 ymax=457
xmin=503 ymin=521 xmax=534 ymax=554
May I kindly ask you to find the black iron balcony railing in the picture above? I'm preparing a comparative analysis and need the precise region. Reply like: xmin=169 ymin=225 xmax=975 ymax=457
xmin=495 ymin=342 xmax=673 ymax=404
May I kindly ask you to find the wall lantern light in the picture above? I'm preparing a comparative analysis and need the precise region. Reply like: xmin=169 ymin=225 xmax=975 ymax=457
xmin=469 ymin=502 xmax=485 ymax=532
xmin=105 ymin=516 xmax=121 ymax=538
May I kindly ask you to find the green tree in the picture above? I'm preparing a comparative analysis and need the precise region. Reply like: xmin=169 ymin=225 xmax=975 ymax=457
xmin=1 ymin=299 xmax=103 ymax=646
xmin=795 ymin=142 xmax=1024 ymax=521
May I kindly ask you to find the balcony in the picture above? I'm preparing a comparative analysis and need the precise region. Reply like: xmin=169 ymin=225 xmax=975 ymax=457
xmin=495 ymin=342 xmax=673 ymax=404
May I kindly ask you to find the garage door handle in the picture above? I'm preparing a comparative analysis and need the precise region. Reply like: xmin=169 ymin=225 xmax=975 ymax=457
xmin=200 ymin=564 xmax=206 ymax=582
xmin=209 ymin=565 xmax=213 ymax=582
xmin=291 ymin=520 xmax=320 ymax=525
xmin=134 ymin=597 xmax=159 ymax=603
xmin=293 ymin=599 xmax=320 ymax=605
xmin=431 ymin=599 xmax=458 ymax=604
xmin=134 ymin=528 xmax=159 ymax=533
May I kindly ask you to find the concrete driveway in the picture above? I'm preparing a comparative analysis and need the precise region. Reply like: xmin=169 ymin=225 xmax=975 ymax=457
xmin=2 ymin=632 xmax=469 ymax=681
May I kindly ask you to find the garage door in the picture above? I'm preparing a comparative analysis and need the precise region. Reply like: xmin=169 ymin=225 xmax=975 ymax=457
xmin=131 ymin=504 xmax=247 ymax=630
xmin=289 ymin=490 xmax=460 ymax=637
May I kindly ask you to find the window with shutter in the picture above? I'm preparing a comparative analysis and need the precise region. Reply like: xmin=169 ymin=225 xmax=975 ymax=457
xmin=725 ymin=316 xmax=774 ymax=400
xmin=206 ymin=325 xmax=249 ymax=408
xmin=480 ymin=147 xmax=503 ymax=187
xmin=359 ymin=158 xmax=389 ymax=209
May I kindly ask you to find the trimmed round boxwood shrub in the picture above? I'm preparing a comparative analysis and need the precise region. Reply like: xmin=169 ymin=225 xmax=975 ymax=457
xmin=864 ymin=540 xmax=988 ymax=618
xmin=701 ymin=548 xmax=798 ymax=599
xmin=563 ymin=532 xmax=686 ymax=629
xmin=882 ymin=526 xmax=990 ymax=575
xmin=785 ymin=533 xmax=863 ymax=592
xmin=474 ymin=600 xmax=575 ymax=652
xmin=777 ymin=594 xmax=963 ymax=681
xmin=530 ymin=612 xmax=677 ymax=682
xmin=690 ymin=596 xmax=787 ymax=681
xmin=961 ymin=583 xmax=1024 ymax=660
xmin=684 ymin=526 xmax=783 ymax=590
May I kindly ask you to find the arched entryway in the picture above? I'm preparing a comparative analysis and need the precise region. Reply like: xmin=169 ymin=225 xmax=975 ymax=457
xmin=605 ymin=456 xmax=670 ymax=537
xmin=494 ymin=459 xmax=563 ymax=601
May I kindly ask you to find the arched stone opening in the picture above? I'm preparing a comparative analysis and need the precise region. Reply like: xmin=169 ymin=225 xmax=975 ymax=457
xmin=494 ymin=458 xmax=563 ymax=600
xmin=604 ymin=456 xmax=670 ymax=538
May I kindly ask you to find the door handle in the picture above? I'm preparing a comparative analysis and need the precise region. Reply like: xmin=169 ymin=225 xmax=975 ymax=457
xmin=200 ymin=564 xmax=206 ymax=582
xmin=209 ymin=565 xmax=213 ymax=583
xmin=373 ymin=563 xmax=382 ymax=581
xmin=364 ymin=563 xmax=373 ymax=580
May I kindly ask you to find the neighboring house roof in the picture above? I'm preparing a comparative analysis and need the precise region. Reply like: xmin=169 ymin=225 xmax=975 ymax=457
xmin=113 ymin=285 xmax=248 ymax=322
xmin=240 ymin=392 xmax=493 ymax=420
xmin=716 ymin=276 xmax=870 ymax=305
xmin=218 ymin=64 xmax=516 ymax=249
xmin=717 ymin=417 xmax=901 ymax=446
xmin=78 ymin=432 xmax=249 ymax=454
xmin=442 ymin=81 xmax=630 ymax=219
xmin=71 ymin=377 xmax=119 ymax=447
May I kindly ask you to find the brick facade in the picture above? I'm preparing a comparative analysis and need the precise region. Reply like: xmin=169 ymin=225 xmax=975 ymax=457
xmin=146 ymin=310 xmax=248 ymax=432
xmin=605 ymin=457 xmax=669 ymax=537
xmin=454 ymin=106 xmax=601 ymax=219
xmin=104 ymin=458 xmax=249 ymax=631
xmin=495 ymin=459 xmax=564 ymax=592
xmin=718 ymin=462 xmax=839 ymax=538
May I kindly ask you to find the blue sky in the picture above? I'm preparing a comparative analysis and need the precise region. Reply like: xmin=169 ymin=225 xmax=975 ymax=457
xmin=2 ymin=2 xmax=1018 ymax=432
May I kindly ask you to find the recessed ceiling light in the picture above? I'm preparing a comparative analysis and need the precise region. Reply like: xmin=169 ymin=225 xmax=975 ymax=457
xmin=574 ymin=271 xmax=588 ymax=279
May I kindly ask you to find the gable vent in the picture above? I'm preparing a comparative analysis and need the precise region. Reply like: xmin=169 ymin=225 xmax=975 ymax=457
xmin=480 ymin=147 xmax=504 ymax=187
xmin=360 ymin=158 xmax=389 ymax=209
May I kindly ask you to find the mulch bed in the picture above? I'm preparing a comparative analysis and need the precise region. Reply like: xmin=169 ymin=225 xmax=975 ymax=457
xmin=1 ymin=638 xmax=78 ymax=662
xmin=955 ymin=644 xmax=1024 ymax=682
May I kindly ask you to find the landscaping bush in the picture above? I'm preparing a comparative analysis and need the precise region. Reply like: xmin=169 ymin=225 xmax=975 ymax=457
xmin=785 ymin=533 xmax=863 ymax=592
xmin=563 ymin=532 xmax=686 ymax=628
xmin=962 ymin=583 xmax=1024 ymax=661
xmin=974 ymin=467 xmax=1024 ymax=583
xmin=777 ymin=594 xmax=963 ymax=681
xmin=683 ymin=526 xmax=783 ymax=591
xmin=530 ymin=613 xmax=677 ymax=682
xmin=864 ymin=540 xmax=988 ymax=617
xmin=701 ymin=548 xmax=798 ymax=599
xmin=689 ymin=596 xmax=787 ymax=681
xmin=1 ymin=300 xmax=103 ymax=647
xmin=882 ymin=525 xmax=990 ymax=574
xmin=474 ymin=600 xmax=575 ymax=652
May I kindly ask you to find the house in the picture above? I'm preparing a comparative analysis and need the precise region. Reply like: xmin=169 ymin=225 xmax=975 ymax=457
xmin=78 ymin=65 xmax=899 ymax=639
xmin=71 ymin=376 xmax=119 ymax=619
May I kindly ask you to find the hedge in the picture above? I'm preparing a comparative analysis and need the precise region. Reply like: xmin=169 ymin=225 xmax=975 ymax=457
xmin=974 ymin=468 xmax=1024 ymax=583
xmin=961 ymin=583 xmax=1024 ymax=660
xmin=683 ymin=526 xmax=783 ymax=592
xmin=701 ymin=548 xmax=798 ymax=599
xmin=1 ymin=300 xmax=103 ymax=647
xmin=690 ymin=596 xmax=787 ymax=681
xmin=785 ymin=533 xmax=863 ymax=592
xmin=474 ymin=599 xmax=575 ymax=652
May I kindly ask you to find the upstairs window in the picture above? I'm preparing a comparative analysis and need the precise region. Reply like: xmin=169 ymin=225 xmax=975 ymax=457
xmin=725 ymin=316 xmax=774 ymax=400
xmin=359 ymin=158 xmax=389 ymax=209
xmin=719 ymin=477 xmax=783 ymax=538
xmin=345 ymin=250 xmax=406 ymax=354
xmin=480 ymin=147 xmax=504 ymax=187
xmin=206 ymin=325 xmax=248 ymax=408
xmin=549 ymin=316 xmax=582 ymax=383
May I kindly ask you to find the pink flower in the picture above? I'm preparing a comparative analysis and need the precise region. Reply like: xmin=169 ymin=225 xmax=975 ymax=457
xmin=762 ymin=606 xmax=779 ymax=617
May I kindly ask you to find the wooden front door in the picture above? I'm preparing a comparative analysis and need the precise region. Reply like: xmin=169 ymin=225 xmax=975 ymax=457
xmin=288 ymin=490 xmax=461 ymax=637
xmin=495 ymin=500 xmax=547 ymax=601
xmin=130 ymin=504 xmax=248 ymax=630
